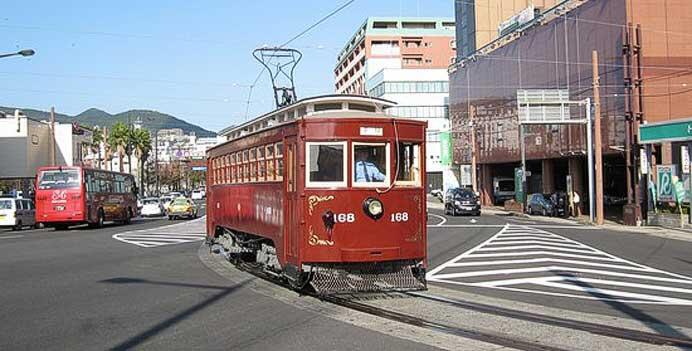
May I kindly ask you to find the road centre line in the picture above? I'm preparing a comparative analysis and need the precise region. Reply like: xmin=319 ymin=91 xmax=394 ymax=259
xmin=430 ymin=224 xmax=599 ymax=229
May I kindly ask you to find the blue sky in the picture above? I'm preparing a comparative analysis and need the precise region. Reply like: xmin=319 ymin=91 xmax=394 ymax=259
xmin=1 ymin=0 xmax=453 ymax=132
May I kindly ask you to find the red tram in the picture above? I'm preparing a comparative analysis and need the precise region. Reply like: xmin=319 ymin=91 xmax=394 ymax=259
xmin=206 ymin=95 xmax=427 ymax=294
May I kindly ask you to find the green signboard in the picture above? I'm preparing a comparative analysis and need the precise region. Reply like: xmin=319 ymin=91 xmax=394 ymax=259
xmin=440 ymin=131 xmax=452 ymax=167
xmin=657 ymin=165 xmax=677 ymax=202
xmin=674 ymin=179 xmax=686 ymax=205
xmin=514 ymin=168 xmax=525 ymax=203
xmin=640 ymin=120 xmax=692 ymax=144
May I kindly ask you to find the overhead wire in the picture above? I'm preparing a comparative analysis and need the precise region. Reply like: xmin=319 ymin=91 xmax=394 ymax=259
xmin=243 ymin=0 xmax=356 ymax=120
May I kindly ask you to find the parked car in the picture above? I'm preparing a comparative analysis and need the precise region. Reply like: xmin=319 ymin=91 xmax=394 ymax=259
xmin=159 ymin=195 xmax=174 ymax=214
xmin=191 ymin=189 xmax=205 ymax=201
xmin=167 ymin=197 xmax=198 ymax=220
xmin=0 ymin=198 xmax=36 ymax=230
xmin=444 ymin=188 xmax=481 ymax=216
xmin=493 ymin=177 xmax=515 ymax=205
xmin=527 ymin=193 xmax=555 ymax=216
xmin=430 ymin=189 xmax=443 ymax=203
xmin=140 ymin=198 xmax=165 ymax=217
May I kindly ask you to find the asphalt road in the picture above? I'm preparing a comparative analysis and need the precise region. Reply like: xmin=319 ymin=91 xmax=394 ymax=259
xmin=0 ymin=205 xmax=438 ymax=351
xmin=2 ymin=202 xmax=692 ymax=350
xmin=427 ymin=207 xmax=692 ymax=331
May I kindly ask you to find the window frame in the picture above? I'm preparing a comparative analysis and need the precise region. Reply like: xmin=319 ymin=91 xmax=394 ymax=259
xmin=351 ymin=142 xmax=391 ymax=188
xmin=394 ymin=142 xmax=422 ymax=187
xmin=305 ymin=141 xmax=347 ymax=188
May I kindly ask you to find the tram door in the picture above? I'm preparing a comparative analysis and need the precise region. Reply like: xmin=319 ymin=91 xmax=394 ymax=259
xmin=284 ymin=138 xmax=300 ymax=264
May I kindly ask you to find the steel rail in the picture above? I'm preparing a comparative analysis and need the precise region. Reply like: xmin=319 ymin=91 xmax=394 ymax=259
xmin=407 ymin=291 xmax=692 ymax=348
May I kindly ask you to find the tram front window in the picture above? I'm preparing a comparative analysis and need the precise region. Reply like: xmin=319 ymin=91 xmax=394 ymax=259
xmin=353 ymin=143 xmax=388 ymax=185
xmin=397 ymin=142 xmax=421 ymax=184
xmin=307 ymin=143 xmax=345 ymax=185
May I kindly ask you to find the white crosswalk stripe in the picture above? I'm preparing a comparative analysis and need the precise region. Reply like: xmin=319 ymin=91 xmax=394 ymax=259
xmin=427 ymin=224 xmax=692 ymax=305
xmin=112 ymin=217 xmax=207 ymax=248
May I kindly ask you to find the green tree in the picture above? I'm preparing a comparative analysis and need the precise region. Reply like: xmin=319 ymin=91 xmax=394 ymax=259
xmin=131 ymin=128 xmax=152 ymax=195
xmin=108 ymin=122 xmax=129 ymax=173
xmin=90 ymin=126 xmax=104 ymax=169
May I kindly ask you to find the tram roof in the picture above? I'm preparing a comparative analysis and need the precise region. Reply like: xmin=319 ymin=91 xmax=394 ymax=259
xmin=219 ymin=94 xmax=397 ymax=140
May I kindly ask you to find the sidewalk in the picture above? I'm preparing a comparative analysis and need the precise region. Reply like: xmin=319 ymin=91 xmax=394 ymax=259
xmin=426 ymin=198 xmax=692 ymax=242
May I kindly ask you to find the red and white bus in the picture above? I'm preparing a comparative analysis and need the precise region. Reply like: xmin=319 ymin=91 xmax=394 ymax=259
xmin=35 ymin=166 xmax=138 ymax=230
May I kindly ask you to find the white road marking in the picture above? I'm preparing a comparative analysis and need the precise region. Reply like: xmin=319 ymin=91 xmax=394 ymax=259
xmin=427 ymin=224 xmax=692 ymax=305
xmin=0 ymin=235 xmax=24 ymax=240
xmin=428 ymin=213 xmax=447 ymax=226
xmin=112 ymin=217 xmax=207 ymax=248
xmin=430 ymin=224 xmax=599 ymax=229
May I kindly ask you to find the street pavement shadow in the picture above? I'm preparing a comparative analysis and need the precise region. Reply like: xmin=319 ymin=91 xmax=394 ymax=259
xmin=553 ymin=271 xmax=691 ymax=341
xmin=100 ymin=277 xmax=253 ymax=350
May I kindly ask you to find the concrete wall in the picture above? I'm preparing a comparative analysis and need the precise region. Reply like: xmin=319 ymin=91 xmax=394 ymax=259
xmin=0 ymin=117 xmax=51 ymax=179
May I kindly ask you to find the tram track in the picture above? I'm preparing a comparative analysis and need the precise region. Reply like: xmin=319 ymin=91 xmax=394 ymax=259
xmin=209 ymin=245 xmax=692 ymax=350
xmin=406 ymin=291 xmax=692 ymax=349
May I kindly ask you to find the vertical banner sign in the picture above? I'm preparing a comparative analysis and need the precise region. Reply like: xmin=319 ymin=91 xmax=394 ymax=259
xmin=682 ymin=145 xmax=690 ymax=174
xmin=514 ymin=168 xmax=525 ymax=203
xmin=640 ymin=148 xmax=648 ymax=174
xmin=439 ymin=131 xmax=452 ymax=167
xmin=656 ymin=165 xmax=677 ymax=202
xmin=459 ymin=165 xmax=472 ymax=187
xmin=673 ymin=177 xmax=686 ymax=205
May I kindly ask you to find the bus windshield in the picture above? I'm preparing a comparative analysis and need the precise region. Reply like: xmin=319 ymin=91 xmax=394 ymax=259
xmin=38 ymin=169 xmax=81 ymax=190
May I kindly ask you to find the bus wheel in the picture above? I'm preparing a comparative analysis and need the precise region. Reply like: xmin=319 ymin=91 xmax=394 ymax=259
xmin=12 ymin=221 xmax=22 ymax=231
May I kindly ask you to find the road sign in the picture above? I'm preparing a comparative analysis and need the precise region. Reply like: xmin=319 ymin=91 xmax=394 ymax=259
xmin=191 ymin=166 xmax=207 ymax=171
xmin=657 ymin=165 xmax=677 ymax=202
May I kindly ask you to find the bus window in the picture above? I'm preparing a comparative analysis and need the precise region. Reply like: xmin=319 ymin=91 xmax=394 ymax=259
xmin=37 ymin=169 xmax=81 ymax=190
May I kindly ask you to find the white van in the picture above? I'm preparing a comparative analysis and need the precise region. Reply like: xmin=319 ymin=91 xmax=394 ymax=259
xmin=0 ymin=198 xmax=37 ymax=230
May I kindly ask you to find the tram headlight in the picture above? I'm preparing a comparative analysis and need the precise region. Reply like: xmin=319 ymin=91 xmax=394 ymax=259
xmin=363 ymin=197 xmax=384 ymax=220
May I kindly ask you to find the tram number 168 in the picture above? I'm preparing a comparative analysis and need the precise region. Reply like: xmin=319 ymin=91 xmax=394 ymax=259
xmin=390 ymin=212 xmax=409 ymax=222
xmin=334 ymin=213 xmax=355 ymax=223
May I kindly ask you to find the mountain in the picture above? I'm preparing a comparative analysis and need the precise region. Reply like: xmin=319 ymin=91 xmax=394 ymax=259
xmin=0 ymin=106 xmax=217 ymax=137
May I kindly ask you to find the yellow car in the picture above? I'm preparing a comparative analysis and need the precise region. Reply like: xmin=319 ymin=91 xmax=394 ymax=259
xmin=167 ymin=198 xmax=198 ymax=220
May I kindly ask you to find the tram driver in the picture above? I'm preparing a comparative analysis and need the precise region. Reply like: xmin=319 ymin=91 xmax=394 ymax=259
xmin=354 ymin=147 xmax=386 ymax=183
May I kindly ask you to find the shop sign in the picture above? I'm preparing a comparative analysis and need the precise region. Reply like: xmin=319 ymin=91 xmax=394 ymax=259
xmin=656 ymin=165 xmax=677 ymax=202
xmin=640 ymin=148 xmax=648 ymax=174
xmin=440 ymin=131 xmax=452 ymax=167
xmin=640 ymin=120 xmax=692 ymax=144
xmin=682 ymin=145 xmax=690 ymax=174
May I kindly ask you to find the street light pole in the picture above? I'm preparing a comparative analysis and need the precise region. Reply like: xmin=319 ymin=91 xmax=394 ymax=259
xmin=0 ymin=49 xmax=35 ymax=59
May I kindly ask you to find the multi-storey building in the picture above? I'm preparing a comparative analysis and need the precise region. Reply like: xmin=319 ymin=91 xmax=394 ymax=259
xmin=334 ymin=17 xmax=456 ymax=95
xmin=454 ymin=0 xmax=560 ymax=59
xmin=449 ymin=0 xmax=692 ymax=226
xmin=367 ymin=68 xmax=451 ymax=191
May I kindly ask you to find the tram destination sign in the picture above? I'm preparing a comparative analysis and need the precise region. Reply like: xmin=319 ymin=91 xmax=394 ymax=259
xmin=639 ymin=120 xmax=692 ymax=144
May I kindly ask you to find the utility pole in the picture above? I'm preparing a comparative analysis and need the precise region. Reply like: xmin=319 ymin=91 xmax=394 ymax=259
xmin=592 ymin=51 xmax=604 ymax=225
xmin=470 ymin=105 xmax=478 ymax=192
xmin=50 ymin=107 xmax=56 ymax=166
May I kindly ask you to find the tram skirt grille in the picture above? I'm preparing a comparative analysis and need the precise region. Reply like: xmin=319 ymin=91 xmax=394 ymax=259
xmin=308 ymin=260 xmax=426 ymax=295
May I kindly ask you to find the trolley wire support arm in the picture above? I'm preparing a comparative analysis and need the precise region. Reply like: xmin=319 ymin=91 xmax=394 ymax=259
xmin=252 ymin=47 xmax=303 ymax=108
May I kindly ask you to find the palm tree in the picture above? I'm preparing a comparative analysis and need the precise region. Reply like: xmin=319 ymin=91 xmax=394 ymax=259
xmin=90 ymin=126 xmax=103 ymax=169
xmin=131 ymin=128 xmax=152 ymax=195
xmin=108 ymin=122 xmax=129 ymax=173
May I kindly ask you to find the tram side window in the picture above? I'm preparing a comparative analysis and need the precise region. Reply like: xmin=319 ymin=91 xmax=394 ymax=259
xmin=353 ymin=143 xmax=389 ymax=185
xmin=266 ymin=145 xmax=275 ymax=181
xmin=225 ymin=155 xmax=230 ymax=184
xmin=397 ymin=143 xmax=421 ymax=185
xmin=306 ymin=142 xmax=345 ymax=186
xmin=275 ymin=143 xmax=284 ymax=181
